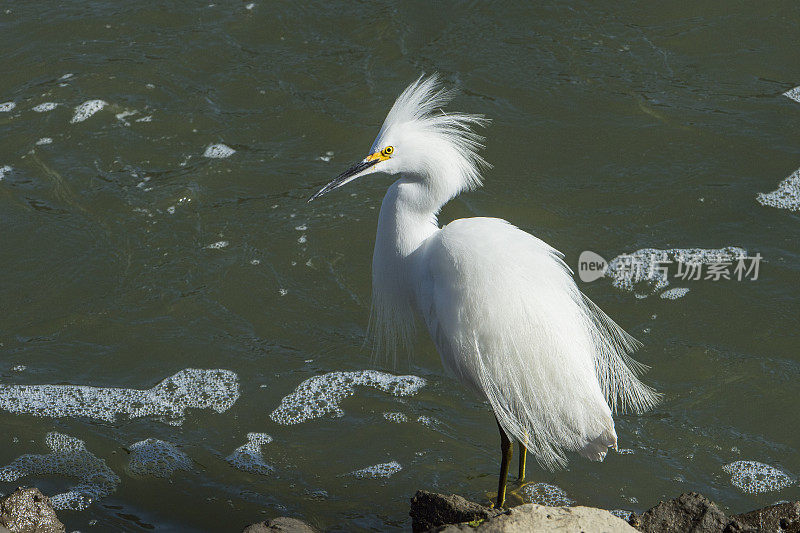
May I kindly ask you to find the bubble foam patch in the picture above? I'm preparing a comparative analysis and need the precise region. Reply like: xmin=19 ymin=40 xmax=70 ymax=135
xmin=606 ymin=247 xmax=747 ymax=297
xmin=33 ymin=102 xmax=57 ymax=112
xmin=0 ymin=102 xmax=15 ymax=112
xmin=203 ymin=144 xmax=235 ymax=158
xmin=349 ymin=461 xmax=402 ymax=479
xmin=0 ymin=432 xmax=120 ymax=511
xmin=784 ymin=87 xmax=800 ymax=104
xmin=70 ymin=100 xmax=107 ymax=123
xmin=416 ymin=415 xmax=438 ymax=428
xmin=757 ymin=168 xmax=800 ymax=212
xmin=521 ymin=483 xmax=574 ymax=507
xmin=722 ymin=461 xmax=794 ymax=494
xmin=0 ymin=368 xmax=240 ymax=425
xmin=610 ymin=509 xmax=634 ymax=521
xmin=383 ymin=412 xmax=408 ymax=423
xmin=226 ymin=433 xmax=273 ymax=475
xmin=0 ymin=165 xmax=11 ymax=180
xmin=659 ymin=287 xmax=690 ymax=300
xmin=270 ymin=370 xmax=426 ymax=425
xmin=126 ymin=439 xmax=191 ymax=478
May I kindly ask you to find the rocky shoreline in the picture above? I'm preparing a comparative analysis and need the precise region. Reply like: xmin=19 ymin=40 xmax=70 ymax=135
xmin=2 ymin=486 xmax=799 ymax=532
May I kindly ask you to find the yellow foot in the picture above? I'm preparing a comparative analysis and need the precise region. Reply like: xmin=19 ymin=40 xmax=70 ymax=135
xmin=486 ymin=480 xmax=536 ymax=508
xmin=485 ymin=491 xmax=504 ymax=509
xmin=492 ymin=481 xmax=538 ymax=508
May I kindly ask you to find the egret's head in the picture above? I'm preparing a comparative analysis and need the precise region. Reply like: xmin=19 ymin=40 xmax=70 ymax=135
xmin=308 ymin=74 xmax=489 ymax=202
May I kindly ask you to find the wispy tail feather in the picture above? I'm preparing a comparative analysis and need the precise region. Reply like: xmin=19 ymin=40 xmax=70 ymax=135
xmin=581 ymin=295 xmax=662 ymax=415
xmin=578 ymin=426 xmax=617 ymax=462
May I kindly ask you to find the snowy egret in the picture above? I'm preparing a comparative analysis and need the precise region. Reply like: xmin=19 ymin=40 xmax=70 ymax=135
xmin=309 ymin=75 xmax=659 ymax=507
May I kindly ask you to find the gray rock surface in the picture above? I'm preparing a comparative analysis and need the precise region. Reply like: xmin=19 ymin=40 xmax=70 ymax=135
xmin=0 ymin=488 xmax=65 ymax=533
xmin=438 ymin=504 xmax=637 ymax=532
xmin=627 ymin=491 xmax=800 ymax=532
xmin=631 ymin=492 xmax=732 ymax=533
xmin=410 ymin=490 xmax=634 ymax=532
xmin=410 ymin=489 xmax=800 ymax=533
xmin=242 ymin=516 xmax=318 ymax=533
xmin=733 ymin=501 xmax=800 ymax=533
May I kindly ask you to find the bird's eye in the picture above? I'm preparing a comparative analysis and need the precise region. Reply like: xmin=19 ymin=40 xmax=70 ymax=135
xmin=382 ymin=146 xmax=394 ymax=156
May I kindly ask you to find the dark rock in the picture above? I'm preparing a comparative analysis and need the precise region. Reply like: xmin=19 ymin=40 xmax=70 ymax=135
xmin=242 ymin=517 xmax=318 ymax=533
xmin=633 ymin=492 xmax=734 ymax=533
xmin=410 ymin=490 xmax=499 ymax=533
xmin=0 ymin=488 xmax=65 ymax=533
xmin=733 ymin=501 xmax=800 ymax=533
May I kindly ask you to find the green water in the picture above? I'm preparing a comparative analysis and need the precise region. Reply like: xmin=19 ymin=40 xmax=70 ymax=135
xmin=2 ymin=2 xmax=800 ymax=531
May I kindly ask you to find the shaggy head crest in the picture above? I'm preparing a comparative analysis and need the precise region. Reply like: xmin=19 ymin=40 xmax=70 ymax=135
xmin=370 ymin=74 xmax=491 ymax=192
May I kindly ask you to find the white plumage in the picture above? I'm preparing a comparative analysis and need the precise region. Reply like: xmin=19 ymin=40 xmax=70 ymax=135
xmin=310 ymin=75 xmax=659 ymax=498
xmin=414 ymin=217 xmax=657 ymax=468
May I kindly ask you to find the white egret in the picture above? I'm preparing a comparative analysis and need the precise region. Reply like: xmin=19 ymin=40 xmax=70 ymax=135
xmin=309 ymin=75 xmax=659 ymax=507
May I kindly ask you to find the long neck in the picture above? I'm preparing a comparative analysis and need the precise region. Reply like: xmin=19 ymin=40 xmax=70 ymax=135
xmin=375 ymin=178 xmax=440 ymax=260
xmin=368 ymin=177 xmax=441 ymax=362
xmin=368 ymin=171 xmax=466 ymax=361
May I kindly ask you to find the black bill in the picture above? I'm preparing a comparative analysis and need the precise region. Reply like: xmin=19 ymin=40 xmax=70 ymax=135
xmin=307 ymin=158 xmax=380 ymax=202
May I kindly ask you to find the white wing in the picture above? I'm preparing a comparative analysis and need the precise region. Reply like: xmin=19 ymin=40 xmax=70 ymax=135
xmin=414 ymin=217 xmax=659 ymax=469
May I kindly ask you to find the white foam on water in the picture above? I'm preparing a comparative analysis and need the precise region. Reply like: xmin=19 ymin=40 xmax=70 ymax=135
xmin=784 ymin=87 xmax=800 ymax=104
xmin=203 ymin=144 xmax=235 ymax=158
xmin=0 ymin=432 xmax=120 ymax=511
xmin=126 ymin=439 xmax=191 ymax=478
xmin=70 ymin=100 xmax=107 ymax=123
xmin=115 ymin=110 xmax=137 ymax=125
xmin=226 ymin=433 xmax=273 ymax=475
xmin=305 ymin=489 xmax=328 ymax=500
xmin=0 ymin=102 xmax=15 ymax=112
xmin=757 ymin=168 xmax=800 ymax=212
xmin=135 ymin=115 xmax=153 ymax=123
xmin=521 ymin=482 xmax=574 ymax=507
xmin=722 ymin=460 xmax=794 ymax=494
xmin=383 ymin=412 xmax=407 ymax=423
xmin=270 ymin=370 xmax=426 ymax=425
xmin=35 ymin=138 xmax=53 ymax=146
xmin=349 ymin=461 xmax=401 ymax=479
xmin=659 ymin=287 xmax=690 ymax=300
xmin=32 ymin=102 xmax=57 ymax=112
xmin=0 ymin=368 xmax=240 ymax=425
xmin=606 ymin=247 xmax=747 ymax=297
xmin=610 ymin=509 xmax=634 ymax=521
xmin=0 ymin=165 xmax=11 ymax=180
xmin=416 ymin=415 xmax=438 ymax=428
xmin=206 ymin=240 xmax=229 ymax=249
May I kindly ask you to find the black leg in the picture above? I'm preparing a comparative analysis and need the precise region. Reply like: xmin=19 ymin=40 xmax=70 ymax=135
xmin=495 ymin=417 xmax=512 ymax=508
xmin=518 ymin=441 xmax=527 ymax=481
